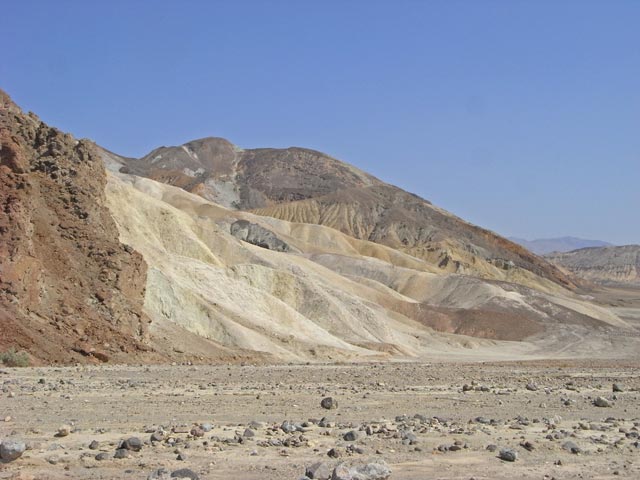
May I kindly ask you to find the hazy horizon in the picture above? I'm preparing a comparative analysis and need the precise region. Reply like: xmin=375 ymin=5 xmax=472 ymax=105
xmin=2 ymin=0 xmax=638 ymax=244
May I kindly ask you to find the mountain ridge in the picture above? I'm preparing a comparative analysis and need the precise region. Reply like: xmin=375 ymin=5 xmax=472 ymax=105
xmin=112 ymin=136 xmax=576 ymax=292
xmin=510 ymin=236 xmax=613 ymax=255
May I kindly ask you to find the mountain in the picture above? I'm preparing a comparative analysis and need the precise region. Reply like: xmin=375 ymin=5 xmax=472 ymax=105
xmin=114 ymin=137 xmax=575 ymax=293
xmin=510 ymin=236 xmax=613 ymax=255
xmin=546 ymin=245 xmax=640 ymax=286
xmin=2 ymin=90 xmax=638 ymax=364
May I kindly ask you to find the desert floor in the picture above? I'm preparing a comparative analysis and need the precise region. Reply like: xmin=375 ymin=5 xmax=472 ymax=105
xmin=1 ymin=360 xmax=639 ymax=479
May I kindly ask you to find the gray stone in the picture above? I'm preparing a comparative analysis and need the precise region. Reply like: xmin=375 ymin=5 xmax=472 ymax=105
xmin=562 ymin=441 xmax=582 ymax=454
xmin=171 ymin=468 xmax=200 ymax=479
xmin=331 ymin=461 xmax=392 ymax=480
xmin=328 ymin=447 xmax=343 ymax=458
xmin=0 ymin=439 xmax=26 ymax=462
xmin=114 ymin=448 xmax=129 ymax=459
xmin=306 ymin=461 xmax=332 ymax=479
xmin=331 ymin=464 xmax=352 ymax=480
xmin=613 ymin=383 xmax=623 ymax=392
xmin=95 ymin=452 xmax=110 ymax=461
xmin=89 ymin=440 xmax=100 ymax=450
xmin=401 ymin=431 xmax=418 ymax=444
xmin=343 ymin=430 xmax=360 ymax=442
xmin=281 ymin=420 xmax=298 ymax=433
xmin=121 ymin=437 xmax=143 ymax=451
xmin=350 ymin=461 xmax=392 ymax=480
xmin=594 ymin=396 xmax=612 ymax=407
xmin=243 ymin=428 xmax=255 ymax=438
xmin=321 ymin=397 xmax=338 ymax=410
xmin=147 ymin=468 xmax=171 ymax=480
xmin=498 ymin=448 xmax=518 ymax=462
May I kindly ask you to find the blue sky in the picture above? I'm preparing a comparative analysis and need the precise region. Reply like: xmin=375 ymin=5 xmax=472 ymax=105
xmin=3 ymin=0 xmax=638 ymax=244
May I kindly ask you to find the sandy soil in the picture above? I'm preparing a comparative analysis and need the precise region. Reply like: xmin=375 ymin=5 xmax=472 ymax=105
xmin=2 ymin=361 xmax=639 ymax=479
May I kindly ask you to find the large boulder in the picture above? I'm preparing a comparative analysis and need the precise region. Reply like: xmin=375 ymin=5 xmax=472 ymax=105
xmin=230 ymin=220 xmax=290 ymax=252
xmin=331 ymin=461 xmax=391 ymax=480
xmin=0 ymin=439 xmax=26 ymax=462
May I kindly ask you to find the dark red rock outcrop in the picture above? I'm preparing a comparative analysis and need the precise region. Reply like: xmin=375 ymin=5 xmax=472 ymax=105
xmin=0 ymin=90 xmax=152 ymax=364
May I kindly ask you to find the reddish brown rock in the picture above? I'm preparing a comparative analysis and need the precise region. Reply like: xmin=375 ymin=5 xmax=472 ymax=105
xmin=0 ymin=89 xmax=153 ymax=364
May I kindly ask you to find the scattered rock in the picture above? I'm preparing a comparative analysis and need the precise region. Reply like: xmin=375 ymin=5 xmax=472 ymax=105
xmin=147 ymin=468 xmax=171 ymax=480
xmin=120 ymin=437 xmax=143 ymax=451
xmin=343 ymin=430 xmax=360 ymax=442
xmin=331 ymin=461 xmax=392 ymax=480
xmin=321 ymin=397 xmax=338 ymax=410
xmin=328 ymin=447 xmax=343 ymax=458
xmin=594 ymin=396 xmax=612 ymax=407
xmin=306 ymin=461 xmax=332 ymax=479
xmin=114 ymin=448 xmax=129 ymax=459
xmin=56 ymin=425 xmax=71 ymax=437
xmin=520 ymin=440 xmax=535 ymax=451
xmin=0 ymin=439 xmax=26 ymax=462
xmin=562 ymin=441 xmax=582 ymax=454
xmin=170 ymin=468 xmax=200 ymax=479
xmin=498 ymin=448 xmax=518 ymax=462
xmin=95 ymin=452 xmax=110 ymax=461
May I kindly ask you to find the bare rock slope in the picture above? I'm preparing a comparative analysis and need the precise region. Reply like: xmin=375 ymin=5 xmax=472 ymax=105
xmin=0 ymin=90 xmax=152 ymax=364
xmin=546 ymin=245 xmax=640 ymax=286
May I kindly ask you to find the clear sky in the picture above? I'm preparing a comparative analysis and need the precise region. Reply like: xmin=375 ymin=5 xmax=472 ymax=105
xmin=3 ymin=1 xmax=638 ymax=245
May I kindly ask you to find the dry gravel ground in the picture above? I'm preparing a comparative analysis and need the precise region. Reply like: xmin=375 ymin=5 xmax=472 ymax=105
xmin=1 ymin=361 xmax=639 ymax=479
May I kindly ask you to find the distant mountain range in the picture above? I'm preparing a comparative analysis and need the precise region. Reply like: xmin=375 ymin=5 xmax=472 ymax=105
xmin=509 ymin=236 xmax=613 ymax=255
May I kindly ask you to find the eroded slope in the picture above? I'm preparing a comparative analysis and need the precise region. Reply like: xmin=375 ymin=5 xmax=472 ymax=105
xmin=105 ymin=170 xmax=635 ymax=361
xmin=114 ymin=137 xmax=574 ymax=292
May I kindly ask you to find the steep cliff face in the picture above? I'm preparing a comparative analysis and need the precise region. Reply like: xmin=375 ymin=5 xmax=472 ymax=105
xmin=0 ymin=90 xmax=151 ymax=364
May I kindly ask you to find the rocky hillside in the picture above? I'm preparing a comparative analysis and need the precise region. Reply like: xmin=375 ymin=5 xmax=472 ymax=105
xmin=103 ymin=171 xmax=632 ymax=363
xmin=3 ymin=91 xmax=637 ymax=365
xmin=120 ymin=138 xmax=380 ymax=209
xmin=0 ymin=90 xmax=153 ymax=364
xmin=546 ymin=245 xmax=640 ymax=285
xmin=113 ymin=138 xmax=575 ymax=293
